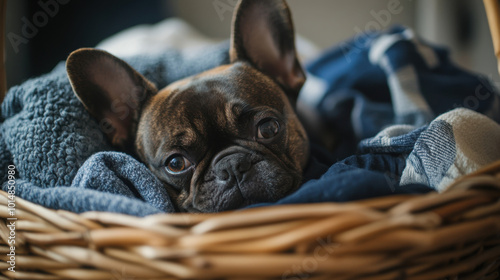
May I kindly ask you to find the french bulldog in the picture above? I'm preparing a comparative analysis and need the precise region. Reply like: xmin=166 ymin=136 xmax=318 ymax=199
xmin=66 ymin=0 xmax=310 ymax=212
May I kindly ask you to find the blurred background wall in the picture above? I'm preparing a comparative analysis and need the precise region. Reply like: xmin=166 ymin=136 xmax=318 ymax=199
xmin=4 ymin=0 xmax=498 ymax=89
xmin=4 ymin=0 xmax=170 ymax=88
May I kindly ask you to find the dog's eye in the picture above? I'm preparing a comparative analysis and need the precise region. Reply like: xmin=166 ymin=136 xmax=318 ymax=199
xmin=165 ymin=155 xmax=192 ymax=174
xmin=257 ymin=118 xmax=280 ymax=139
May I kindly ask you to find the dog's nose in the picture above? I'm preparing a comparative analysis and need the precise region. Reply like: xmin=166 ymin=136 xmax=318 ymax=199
xmin=214 ymin=153 xmax=253 ymax=183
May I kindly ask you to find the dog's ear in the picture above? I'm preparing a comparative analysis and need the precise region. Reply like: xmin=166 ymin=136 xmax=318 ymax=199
xmin=230 ymin=0 xmax=305 ymax=103
xmin=66 ymin=48 xmax=157 ymax=152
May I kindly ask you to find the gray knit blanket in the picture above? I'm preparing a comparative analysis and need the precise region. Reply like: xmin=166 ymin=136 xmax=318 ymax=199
xmin=0 ymin=43 xmax=230 ymax=216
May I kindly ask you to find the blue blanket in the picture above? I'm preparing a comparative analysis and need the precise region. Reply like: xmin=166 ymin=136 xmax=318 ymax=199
xmin=2 ymin=26 xmax=500 ymax=216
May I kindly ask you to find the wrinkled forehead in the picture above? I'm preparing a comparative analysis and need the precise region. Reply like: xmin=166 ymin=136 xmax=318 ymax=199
xmin=163 ymin=62 xmax=288 ymax=110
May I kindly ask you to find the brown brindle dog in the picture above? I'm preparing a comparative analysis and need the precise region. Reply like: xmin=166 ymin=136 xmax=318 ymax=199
xmin=66 ymin=0 xmax=310 ymax=212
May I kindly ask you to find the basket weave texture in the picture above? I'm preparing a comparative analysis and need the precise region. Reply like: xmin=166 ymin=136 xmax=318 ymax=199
xmin=1 ymin=161 xmax=500 ymax=280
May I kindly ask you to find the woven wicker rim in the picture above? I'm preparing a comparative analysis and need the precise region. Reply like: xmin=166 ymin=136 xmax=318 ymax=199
xmin=1 ymin=161 xmax=499 ymax=279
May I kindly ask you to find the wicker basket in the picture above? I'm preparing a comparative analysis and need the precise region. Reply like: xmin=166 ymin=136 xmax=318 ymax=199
xmin=1 ymin=1 xmax=500 ymax=279
xmin=1 ymin=160 xmax=499 ymax=279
